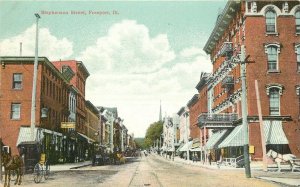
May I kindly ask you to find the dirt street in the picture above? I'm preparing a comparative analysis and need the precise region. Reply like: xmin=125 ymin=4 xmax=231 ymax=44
xmin=2 ymin=155 xmax=284 ymax=187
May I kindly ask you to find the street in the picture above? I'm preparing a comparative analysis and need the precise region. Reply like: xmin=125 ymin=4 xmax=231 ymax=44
xmin=6 ymin=154 xmax=290 ymax=187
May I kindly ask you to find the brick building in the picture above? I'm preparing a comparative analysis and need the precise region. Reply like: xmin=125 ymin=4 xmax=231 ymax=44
xmin=202 ymin=0 xmax=300 ymax=160
xmin=0 ymin=57 xmax=70 ymax=162
xmin=187 ymin=94 xmax=200 ymax=140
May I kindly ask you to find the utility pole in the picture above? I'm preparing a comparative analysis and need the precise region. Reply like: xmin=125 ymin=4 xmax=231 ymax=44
xmin=30 ymin=13 xmax=40 ymax=141
xmin=240 ymin=45 xmax=251 ymax=178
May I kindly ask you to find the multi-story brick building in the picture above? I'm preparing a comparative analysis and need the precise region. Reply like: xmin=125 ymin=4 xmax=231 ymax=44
xmin=53 ymin=60 xmax=90 ymax=162
xmin=187 ymin=94 xmax=200 ymax=140
xmin=0 ymin=57 xmax=70 ymax=163
xmin=52 ymin=60 xmax=89 ymax=135
xmin=202 ymin=0 xmax=300 ymax=160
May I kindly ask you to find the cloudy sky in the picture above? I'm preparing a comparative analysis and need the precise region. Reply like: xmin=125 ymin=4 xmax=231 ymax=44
xmin=0 ymin=0 xmax=226 ymax=137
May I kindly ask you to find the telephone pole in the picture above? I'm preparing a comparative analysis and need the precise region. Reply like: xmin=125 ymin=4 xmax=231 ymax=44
xmin=240 ymin=45 xmax=251 ymax=178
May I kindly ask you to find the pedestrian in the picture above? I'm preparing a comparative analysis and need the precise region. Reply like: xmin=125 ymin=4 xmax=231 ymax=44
xmin=208 ymin=152 xmax=212 ymax=165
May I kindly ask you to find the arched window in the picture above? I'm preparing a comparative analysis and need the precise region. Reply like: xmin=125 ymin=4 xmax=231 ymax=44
xmin=267 ymin=46 xmax=278 ymax=71
xmin=269 ymin=88 xmax=280 ymax=116
xmin=296 ymin=11 xmax=300 ymax=33
xmin=266 ymin=10 xmax=276 ymax=33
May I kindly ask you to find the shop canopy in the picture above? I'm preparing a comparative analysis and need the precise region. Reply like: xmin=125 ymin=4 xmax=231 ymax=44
xmin=264 ymin=120 xmax=288 ymax=145
xmin=218 ymin=121 xmax=288 ymax=148
xmin=78 ymin=132 xmax=96 ymax=143
xmin=179 ymin=141 xmax=193 ymax=152
xmin=17 ymin=127 xmax=62 ymax=146
xmin=204 ymin=130 xmax=228 ymax=150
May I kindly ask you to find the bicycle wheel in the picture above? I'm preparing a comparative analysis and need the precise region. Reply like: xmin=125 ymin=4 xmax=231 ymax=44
xmin=33 ymin=163 xmax=42 ymax=183
xmin=44 ymin=161 xmax=50 ymax=180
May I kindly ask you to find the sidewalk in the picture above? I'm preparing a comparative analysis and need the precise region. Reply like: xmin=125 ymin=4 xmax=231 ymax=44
xmin=50 ymin=160 xmax=92 ymax=171
xmin=156 ymin=154 xmax=300 ymax=186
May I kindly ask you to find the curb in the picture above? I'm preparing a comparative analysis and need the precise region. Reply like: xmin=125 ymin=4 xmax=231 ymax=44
xmin=70 ymin=163 xmax=92 ymax=169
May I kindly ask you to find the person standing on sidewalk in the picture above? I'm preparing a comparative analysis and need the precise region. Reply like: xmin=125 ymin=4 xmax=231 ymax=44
xmin=208 ymin=152 xmax=212 ymax=165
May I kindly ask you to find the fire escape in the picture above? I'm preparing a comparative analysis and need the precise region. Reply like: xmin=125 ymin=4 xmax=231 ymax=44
xmin=198 ymin=42 xmax=239 ymax=147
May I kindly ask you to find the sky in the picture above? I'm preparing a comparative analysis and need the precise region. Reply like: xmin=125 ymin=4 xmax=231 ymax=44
xmin=0 ymin=0 xmax=226 ymax=138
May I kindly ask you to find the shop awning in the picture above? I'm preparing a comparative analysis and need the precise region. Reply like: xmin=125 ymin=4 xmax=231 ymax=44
xmin=191 ymin=138 xmax=200 ymax=149
xmin=264 ymin=120 xmax=288 ymax=145
xmin=218 ymin=125 xmax=243 ymax=148
xmin=205 ymin=130 xmax=228 ymax=149
xmin=218 ymin=121 xmax=288 ymax=148
xmin=176 ymin=142 xmax=184 ymax=153
xmin=17 ymin=127 xmax=62 ymax=146
xmin=190 ymin=147 xmax=202 ymax=152
xmin=179 ymin=141 xmax=193 ymax=152
xmin=78 ymin=132 xmax=96 ymax=143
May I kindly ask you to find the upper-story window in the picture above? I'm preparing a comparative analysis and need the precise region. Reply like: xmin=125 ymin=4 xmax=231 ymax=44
xmin=12 ymin=73 xmax=22 ymax=89
xmin=296 ymin=11 xmax=300 ymax=33
xmin=266 ymin=10 xmax=276 ymax=33
xmin=296 ymin=45 xmax=300 ymax=72
xmin=267 ymin=46 xmax=278 ymax=71
xmin=269 ymin=88 xmax=280 ymax=116
xmin=11 ymin=103 xmax=21 ymax=119
xmin=266 ymin=84 xmax=283 ymax=116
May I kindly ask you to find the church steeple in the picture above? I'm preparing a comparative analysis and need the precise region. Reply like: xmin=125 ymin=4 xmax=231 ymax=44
xmin=159 ymin=100 xmax=162 ymax=122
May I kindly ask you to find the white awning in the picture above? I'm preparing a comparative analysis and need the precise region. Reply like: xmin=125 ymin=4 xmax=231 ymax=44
xmin=17 ymin=127 xmax=62 ymax=146
xmin=264 ymin=120 xmax=288 ymax=145
xmin=190 ymin=147 xmax=202 ymax=152
xmin=218 ymin=121 xmax=288 ymax=148
xmin=205 ymin=130 xmax=228 ymax=149
xmin=218 ymin=125 xmax=244 ymax=148
xmin=179 ymin=141 xmax=193 ymax=152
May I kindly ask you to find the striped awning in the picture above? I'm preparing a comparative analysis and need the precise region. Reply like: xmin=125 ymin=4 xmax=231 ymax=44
xmin=264 ymin=120 xmax=288 ymax=145
xmin=179 ymin=141 xmax=193 ymax=152
xmin=218 ymin=125 xmax=244 ymax=148
xmin=218 ymin=120 xmax=288 ymax=148
xmin=205 ymin=130 xmax=228 ymax=149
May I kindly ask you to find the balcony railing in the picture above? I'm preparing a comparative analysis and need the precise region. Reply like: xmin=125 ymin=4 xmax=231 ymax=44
xmin=221 ymin=75 xmax=234 ymax=89
xmin=198 ymin=113 xmax=238 ymax=129
xmin=220 ymin=42 xmax=233 ymax=57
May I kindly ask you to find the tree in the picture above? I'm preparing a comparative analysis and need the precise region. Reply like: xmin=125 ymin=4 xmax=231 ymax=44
xmin=144 ymin=121 xmax=163 ymax=148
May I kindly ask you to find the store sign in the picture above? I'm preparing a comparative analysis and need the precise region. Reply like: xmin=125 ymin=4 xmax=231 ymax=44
xmin=61 ymin=122 xmax=75 ymax=129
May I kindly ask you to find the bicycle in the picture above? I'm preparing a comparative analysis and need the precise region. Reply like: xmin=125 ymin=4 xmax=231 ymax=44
xmin=33 ymin=160 xmax=50 ymax=183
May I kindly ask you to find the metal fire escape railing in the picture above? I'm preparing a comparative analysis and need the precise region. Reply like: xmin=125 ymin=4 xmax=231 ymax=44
xmin=198 ymin=113 xmax=238 ymax=129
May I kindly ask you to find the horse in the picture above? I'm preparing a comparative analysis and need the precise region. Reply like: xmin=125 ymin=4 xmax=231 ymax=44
xmin=1 ymin=152 xmax=24 ymax=187
xmin=266 ymin=149 xmax=296 ymax=172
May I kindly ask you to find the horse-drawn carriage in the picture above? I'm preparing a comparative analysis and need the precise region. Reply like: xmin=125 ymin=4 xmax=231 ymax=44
xmin=18 ymin=141 xmax=50 ymax=183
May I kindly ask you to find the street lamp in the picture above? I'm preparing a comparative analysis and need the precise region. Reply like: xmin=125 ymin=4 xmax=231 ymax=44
xmin=30 ymin=13 xmax=41 ymax=141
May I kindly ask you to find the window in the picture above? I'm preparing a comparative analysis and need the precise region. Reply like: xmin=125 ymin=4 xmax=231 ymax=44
xmin=266 ymin=10 xmax=276 ymax=33
xmin=269 ymin=88 xmax=280 ymax=116
xmin=296 ymin=46 xmax=300 ymax=72
xmin=11 ymin=103 xmax=21 ymax=119
xmin=267 ymin=46 xmax=278 ymax=71
xmin=12 ymin=73 xmax=22 ymax=89
xmin=296 ymin=11 xmax=300 ymax=33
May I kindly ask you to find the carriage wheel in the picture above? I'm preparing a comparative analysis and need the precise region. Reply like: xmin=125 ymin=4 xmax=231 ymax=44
xmin=33 ymin=163 xmax=42 ymax=183
xmin=44 ymin=161 xmax=50 ymax=180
